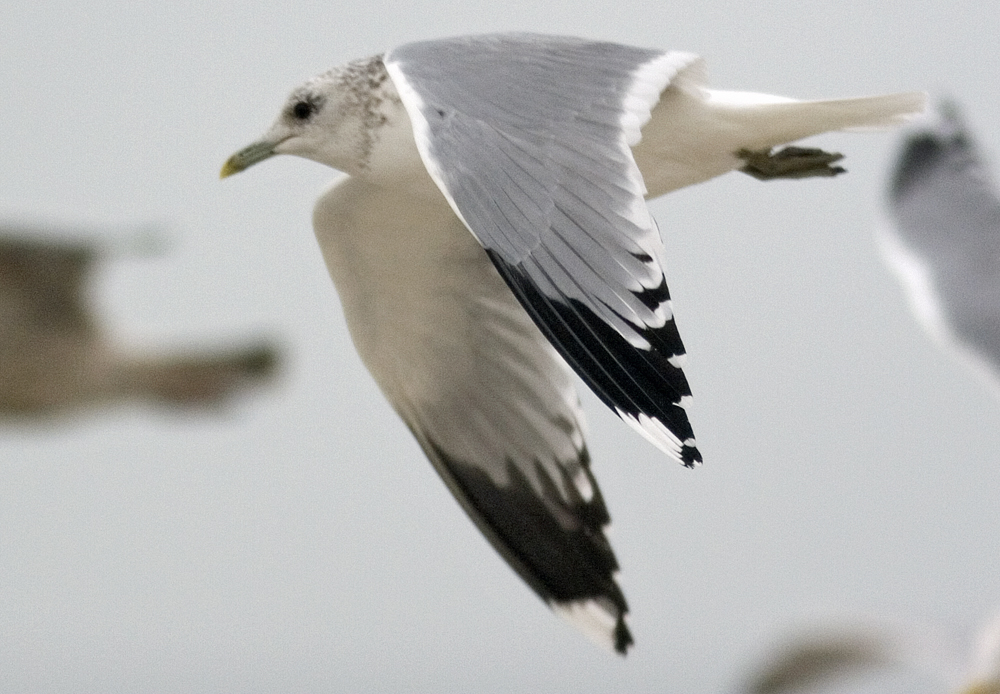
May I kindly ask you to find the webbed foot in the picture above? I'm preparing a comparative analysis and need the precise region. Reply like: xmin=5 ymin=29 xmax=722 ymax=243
xmin=738 ymin=146 xmax=846 ymax=180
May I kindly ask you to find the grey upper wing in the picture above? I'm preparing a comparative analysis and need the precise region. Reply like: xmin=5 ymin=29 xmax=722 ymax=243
xmin=385 ymin=34 xmax=702 ymax=466
xmin=886 ymin=104 xmax=1000 ymax=371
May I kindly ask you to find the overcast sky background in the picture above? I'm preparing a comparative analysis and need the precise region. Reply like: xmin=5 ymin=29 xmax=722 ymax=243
xmin=2 ymin=2 xmax=999 ymax=693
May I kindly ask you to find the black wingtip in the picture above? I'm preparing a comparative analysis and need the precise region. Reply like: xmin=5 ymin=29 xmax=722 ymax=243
xmin=550 ymin=597 xmax=634 ymax=656
xmin=614 ymin=616 xmax=635 ymax=655
xmin=681 ymin=443 xmax=702 ymax=468
xmin=418 ymin=438 xmax=632 ymax=654
xmin=485 ymin=250 xmax=700 ymax=468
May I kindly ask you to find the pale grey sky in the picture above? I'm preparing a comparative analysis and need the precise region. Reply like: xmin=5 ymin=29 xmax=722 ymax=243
xmin=2 ymin=2 xmax=999 ymax=693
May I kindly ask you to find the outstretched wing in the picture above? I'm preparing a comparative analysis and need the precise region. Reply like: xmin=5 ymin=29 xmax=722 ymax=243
xmin=385 ymin=33 xmax=702 ymax=466
xmin=883 ymin=103 xmax=1000 ymax=379
xmin=313 ymin=176 xmax=632 ymax=653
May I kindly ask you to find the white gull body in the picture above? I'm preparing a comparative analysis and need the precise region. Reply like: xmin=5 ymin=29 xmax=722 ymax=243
xmin=222 ymin=33 xmax=925 ymax=654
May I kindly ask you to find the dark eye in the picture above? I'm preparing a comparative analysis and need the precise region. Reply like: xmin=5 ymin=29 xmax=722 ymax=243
xmin=292 ymin=100 xmax=315 ymax=120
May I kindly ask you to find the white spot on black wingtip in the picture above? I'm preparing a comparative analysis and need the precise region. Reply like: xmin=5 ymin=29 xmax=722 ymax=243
xmin=681 ymin=438 xmax=700 ymax=467
xmin=571 ymin=466 xmax=595 ymax=503
xmin=551 ymin=597 xmax=633 ymax=655
xmin=614 ymin=409 xmax=701 ymax=466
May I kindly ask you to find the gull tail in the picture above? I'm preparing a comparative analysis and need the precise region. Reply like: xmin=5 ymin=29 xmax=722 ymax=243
xmin=709 ymin=90 xmax=928 ymax=150
xmin=636 ymin=86 xmax=926 ymax=197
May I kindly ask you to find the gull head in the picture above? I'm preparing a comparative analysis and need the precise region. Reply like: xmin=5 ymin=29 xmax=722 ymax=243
xmin=221 ymin=56 xmax=401 ymax=179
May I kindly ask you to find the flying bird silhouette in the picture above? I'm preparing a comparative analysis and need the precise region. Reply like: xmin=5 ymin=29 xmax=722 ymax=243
xmin=0 ymin=227 xmax=278 ymax=416
xmin=222 ymin=33 xmax=924 ymax=653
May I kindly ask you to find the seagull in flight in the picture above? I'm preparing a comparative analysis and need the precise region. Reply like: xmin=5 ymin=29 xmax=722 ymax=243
xmin=221 ymin=33 xmax=924 ymax=653
xmin=741 ymin=611 xmax=1000 ymax=694
xmin=0 ymin=227 xmax=279 ymax=415
xmin=881 ymin=102 xmax=1000 ymax=394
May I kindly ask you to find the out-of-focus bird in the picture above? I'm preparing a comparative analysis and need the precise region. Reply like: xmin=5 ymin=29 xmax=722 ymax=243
xmin=740 ymin=612 xmax=1000 ymax=694
xmin=741 ymin=627 xmax=906 ymax=694
xmin=222 ymin=33 xmax=924 ymax=653
xmin=0 ymin=227 xmax=279 ymax=416
xmin=882 ymin=102 xmax=1000 ymax=392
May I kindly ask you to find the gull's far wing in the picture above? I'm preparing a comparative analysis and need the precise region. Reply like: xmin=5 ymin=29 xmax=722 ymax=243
xmin=385 ymin=34 xmax=703 ymax=466
xmin=885 ymin=104 xmax=1000 ymax=373
xmin=313 ymin=176 xmax=633 ymax=653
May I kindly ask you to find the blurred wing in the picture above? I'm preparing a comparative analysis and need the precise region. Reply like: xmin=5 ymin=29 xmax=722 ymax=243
xmin=313 ymin=176 xmax=632 ymax=653
xmin=884 ymin=104 xmax=1000 ymax=379
xmin=0 ymin=232 xmax=95 ymax=333
xmin=745 ymin=632 xmax=896 ymax=694
xmin=385 ymin=34 xmax=703 ymax=466
xmin=965 ymin=610 xmax=1000 ymax=694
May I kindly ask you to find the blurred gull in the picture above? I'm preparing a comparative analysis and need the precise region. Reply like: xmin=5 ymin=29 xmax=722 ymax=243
xmin=882 ymin=102 xmax=1000 ymax=392
xmin=742 ymin=627 xmax=904 ymax=694
xmin=741 ymin=611 xmax=1000 ymax=694
xmin=0 ymin=226 xmax=278 ymax=416
xmin=222 ymin=33 xmax=924 ymax=653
